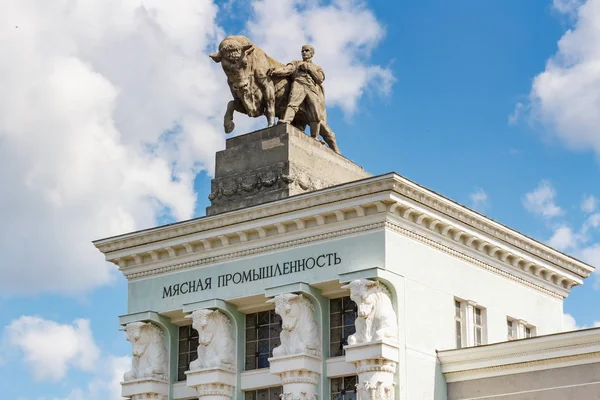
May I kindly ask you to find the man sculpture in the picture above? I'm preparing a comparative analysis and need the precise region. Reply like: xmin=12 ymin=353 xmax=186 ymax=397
xmin=268 ymin=45 xmax=340 ymax=154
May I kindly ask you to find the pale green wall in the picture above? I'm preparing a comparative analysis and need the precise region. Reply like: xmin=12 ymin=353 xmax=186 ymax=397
xmin=127 ymin=231 xmax=386 ymax=314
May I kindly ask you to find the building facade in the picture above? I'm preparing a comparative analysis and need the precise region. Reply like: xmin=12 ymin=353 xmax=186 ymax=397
xmin=94 ymin=126 xmax=597 ymax=400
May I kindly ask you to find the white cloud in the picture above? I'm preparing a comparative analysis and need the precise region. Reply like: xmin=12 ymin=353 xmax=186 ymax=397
xmin=4 ymin=316 xmax=100 ymax=382
xmin=563 ymin=313 xmax=580 ymax=330
xmin=523 ymin=180 xmax=563 ymax=218
xmin=553 ymin=0 xmax=585 ymax=14
xmin=61 ymin=355 xmax=130 ymax=400
xmin=508 ymin=102 xmax=524 ymax=125
xmin=527 ymin=0 xmax=600 ymax=156
xmin=469 ymin=188 xmax=489 ymax=212
xmin=0 ymin=0 xmax=392 ymax=296
xmin=563 ymin=313 xmax=600 ymax=331
xmin=581 ymin=195 xmax=598 ymax=213
xmin=246 ymin=0 xmax=394 ymax=114
xmin=548 ymin=225 xmax=580 ymax=251
xmin=0 ymin=1 xmax=229 ymax=296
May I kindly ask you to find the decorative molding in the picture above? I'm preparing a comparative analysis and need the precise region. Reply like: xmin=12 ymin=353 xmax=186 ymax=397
xmin=125 ymin=222 xmax=385 ymax=280
xmin=94 ymin=174 xmax=593 ymax=284
xmin=195 ymin=383 xmax=235 ymax=398
xmin=438 ymin=327 xmax=600 ymax=382
xmin=385 ymin=221 xmax=565 ymax=299
xmin=130 ymin=395 xmax=167 ymax=400
xmin=94 ymin=175 xmax=591 ymax=301
xmin=355 ymin=359 xmax=397 ymax=374
xmin=279 ymin=370 xmax=320 ymax=385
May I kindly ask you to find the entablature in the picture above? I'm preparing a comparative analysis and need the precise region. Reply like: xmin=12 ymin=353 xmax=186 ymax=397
xmin=93 ymin=174 xmax=593 ymax=298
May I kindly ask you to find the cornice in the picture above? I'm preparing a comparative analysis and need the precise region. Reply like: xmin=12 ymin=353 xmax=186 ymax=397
xmin=438 ymin=327 xmax=600 ymax=382
xmin=94 ymin=174 xmax=592 ymax=297
xmin=387 ymin=176 xmax=593 ymax=279
xmin=94 ymin=174 xmax=592 ymax=280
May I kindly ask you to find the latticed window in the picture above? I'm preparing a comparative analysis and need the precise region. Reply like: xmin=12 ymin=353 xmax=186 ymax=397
xmin=244 ymin=386 xmax=283 ymax=400
xmin=454 ymin=300 xmax=463 ymax=349
xmin=330 ymin=296 xmax=357 ymax=357
xmin=473 ymin=307 xmax=483 ymax=346
xmin=330 ymin=376 xmax=358 ymax=400
xmin=178 ymin=325 xmax=199 ymax=381
xmin=507 ymin=319 xmax=515 ymax=340
xmin=245 ymin=310 xmax=282 ymax=370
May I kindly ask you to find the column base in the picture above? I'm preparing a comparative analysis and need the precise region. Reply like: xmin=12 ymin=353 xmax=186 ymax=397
xmin=185 ymin=367 xmax=236 ymax=400
xmin=121 ymin=377 xmax=169 ymax=400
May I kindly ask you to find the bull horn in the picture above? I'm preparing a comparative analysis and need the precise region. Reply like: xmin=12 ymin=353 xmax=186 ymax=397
xmin=209 ymin=52 xmax=222 ymax=63
xmin=184 ymin=314 xmax=194 ymax=319
xmin=266 ymin=298 xmax=276 ymax=304
xmin=340 ymin=284 xmax=350 ymax=290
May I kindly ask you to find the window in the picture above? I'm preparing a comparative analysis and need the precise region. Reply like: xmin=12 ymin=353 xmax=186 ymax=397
xmin=245 ymin=310 xmax=282 ymax=370
xmin=454 ymin=299 xmax=486 ymax=348
xmin=473 ymin=307 xmax=483 ymax=346
xmin=330 ymin=296 xmax=357 ymax=356
xmin=454 ymin=300 xmax=463 ymax=349
xmin=507 ymin=317 xmax=536 ymax=340
xmin=507 ymin=319 xmax=515 ymax=340
xmin=245 ymin=386 xmax=283 ymax=400
xmin=178 ymin=325 xmax=199 ymax=381
xmin=331 ymin=376 xmax=358 ymax=400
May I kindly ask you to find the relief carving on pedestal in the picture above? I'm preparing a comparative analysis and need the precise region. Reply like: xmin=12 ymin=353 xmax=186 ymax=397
xmin=185 ymin=309 xmax=235 ymax=371
xmin=267 ymin=293 xmax=321 ymax=357
xmin=342 ymin=279 xmax=398 ymax=344
xmin=121 ymin=322 xmax=168 ymax=381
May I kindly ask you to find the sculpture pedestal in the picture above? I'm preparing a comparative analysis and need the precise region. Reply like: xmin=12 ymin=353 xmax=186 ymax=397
xmin=344 ymin=340 xmax=399 ymax=400
xmin=185 ymin=368 xmax=236 ymax=400
xmin=207 ymin=124 xmax=370 ymax=215
xmin=269 ymin=353 xmax=322 ymax=400
xmin=121 ymin=377 xmax=169 ymax=400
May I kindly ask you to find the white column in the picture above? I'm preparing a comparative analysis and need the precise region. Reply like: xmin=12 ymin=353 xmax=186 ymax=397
xmin=341 ymin=279 xmax=399 ymax=400
xmin=120 ymin=322 xmax=169 ymax=400
xmin=267 ymin=293 xmax=322 ymax=400
xmin=184 ymin=309 xmax=236 ymax=400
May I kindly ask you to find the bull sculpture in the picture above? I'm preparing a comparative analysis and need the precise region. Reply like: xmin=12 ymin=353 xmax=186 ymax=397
xmin=342 ymin=279 xmax=398 ymax=344
xmin=121 ymin=322 xmax=168 ymax=381
xmin=209 ymin=36 xmax=329 ymax=142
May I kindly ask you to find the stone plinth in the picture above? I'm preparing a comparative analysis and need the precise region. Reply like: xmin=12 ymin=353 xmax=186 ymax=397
xmin=121 ymin=377 xmax=169 ymax=400
xmin=269 ymin=353 xmax=322 ymax=400
xmin=345 ymin=340 xmax=399 ymax=400
xmin=185 ymin=368 xmax=236 ymax=400
xmin=207 ymin=124 xmax=371 ymax=215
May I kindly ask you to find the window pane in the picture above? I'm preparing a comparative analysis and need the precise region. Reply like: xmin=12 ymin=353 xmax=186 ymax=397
xmin=525 ymin=327 xmax=531 ymax=338
xmin=475 ymin=327 xmax=482 ymax=346
xmin=474 ymin=308 xmax=482 ymax=325
xmin=455 ymin=301 xmax=461 ymax=318
xmin=330 ymin=297 xmax=357 ymax=357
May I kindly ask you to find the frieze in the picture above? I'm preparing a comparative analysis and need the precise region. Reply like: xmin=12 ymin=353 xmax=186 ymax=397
xmin=94 ymin=175 xmax=591 ymax=285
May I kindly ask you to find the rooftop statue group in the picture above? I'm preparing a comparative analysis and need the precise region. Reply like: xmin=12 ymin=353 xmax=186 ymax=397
xmin=210 ymin=36 xmax=340 ymax=154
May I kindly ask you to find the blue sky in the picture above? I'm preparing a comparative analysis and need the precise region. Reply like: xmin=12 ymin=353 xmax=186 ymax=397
xmin=1 ymin=0 xmax=600 ymax=398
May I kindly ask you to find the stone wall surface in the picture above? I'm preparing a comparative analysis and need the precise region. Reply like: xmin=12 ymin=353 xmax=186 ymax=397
xmin=447 ymin=362 xmax=600 ymax=399
xmin=207 ymin=124 xmax=371 ymax=215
